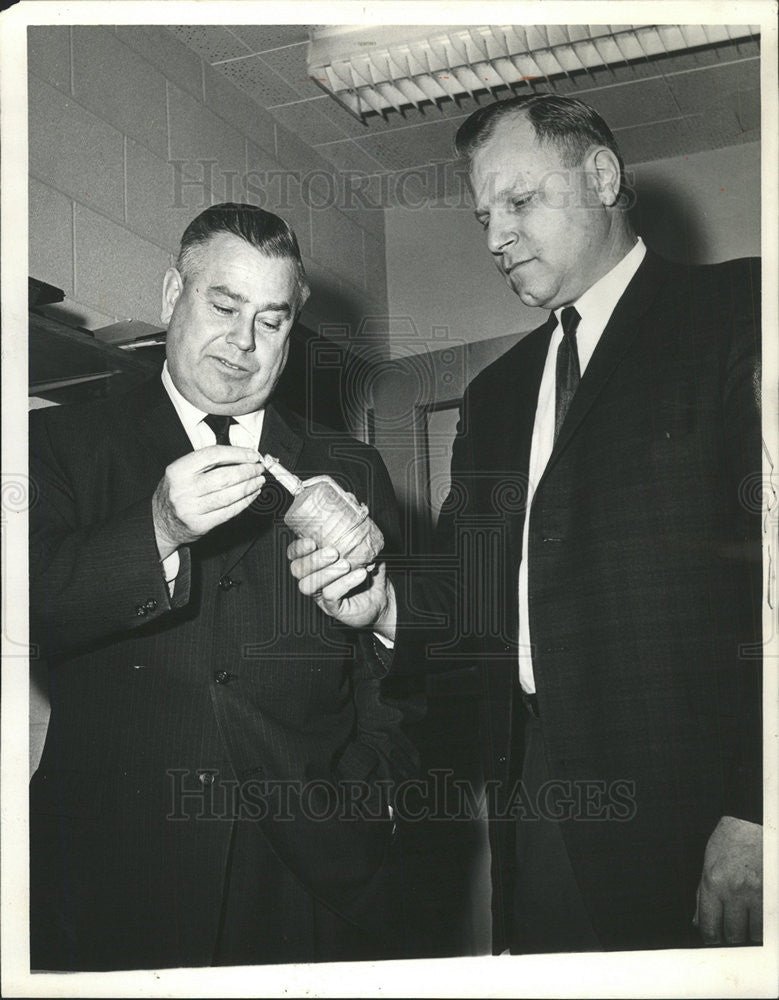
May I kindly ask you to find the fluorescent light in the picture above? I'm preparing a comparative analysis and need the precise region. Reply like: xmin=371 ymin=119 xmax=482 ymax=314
xmin=308 ymin=24 xmax=759 ymax=118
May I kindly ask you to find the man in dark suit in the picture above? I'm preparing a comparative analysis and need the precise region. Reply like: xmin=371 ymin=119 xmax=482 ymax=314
xmin=289 ymin=94 xmax=763 ymax=954
xmin=29 ymin=203 xmax=417 ymax=971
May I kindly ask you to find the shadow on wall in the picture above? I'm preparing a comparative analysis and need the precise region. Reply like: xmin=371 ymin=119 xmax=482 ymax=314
xmin=629 ymin=178 xmax=706 ymax=265
xmin=304 ymin=271 xmax=383 ymax=356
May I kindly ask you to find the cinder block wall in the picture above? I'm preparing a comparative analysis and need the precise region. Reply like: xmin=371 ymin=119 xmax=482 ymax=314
xmin=28 ymin=25 xmax=388 ymax=342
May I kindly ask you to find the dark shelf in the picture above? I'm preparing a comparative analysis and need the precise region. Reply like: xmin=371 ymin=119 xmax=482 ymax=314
xmin=30 ymin=310 xmax=162 ymax=405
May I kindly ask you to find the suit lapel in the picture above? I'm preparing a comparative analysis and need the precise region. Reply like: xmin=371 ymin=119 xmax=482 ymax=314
xmin=124 ymin=376 xmax=194 ymax=484
xmin=258 ymin=401 xmax=304 ymax=474
xmin=539 ymin=250 xmax=668 ymax=485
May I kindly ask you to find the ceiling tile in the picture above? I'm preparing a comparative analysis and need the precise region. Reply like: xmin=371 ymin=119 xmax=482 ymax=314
xmin=616 ymin=109 xmax=759 ymax=166
xmin=316 ymin=94 xmax=407 ymax=138
xmin=315 ymin=139 xmax=386 ymax=174
xmin=258 ymin=43 xmax=324 ymax=102
xmin=581 ymin=77 xmax=679 ymax=130
xmin=226 ymin=24 xmax=311 ymax=52
xmin=215 ymin=54 xmax=302 ymax=107
xmin=664 ymin=58 xmax=760 ymax=114
xmin=168 ymin=25 xmax=251 ymax=64
xmin=355 ymin=118 xmax=460 ymax=171
xmin=268 ymin=98 xmax=350 ymax=147
xmin=647 ymin=35 xmax=760 ymax=74
xmin=613 ymin=117 xmax=690 ymax=167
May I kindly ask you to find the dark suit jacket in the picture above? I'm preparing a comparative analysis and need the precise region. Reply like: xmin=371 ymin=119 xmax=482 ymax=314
xmin=410 ymin=251 xmax=762 ymax=952
xmin=29 ymin=377 xmax=419 ymax=970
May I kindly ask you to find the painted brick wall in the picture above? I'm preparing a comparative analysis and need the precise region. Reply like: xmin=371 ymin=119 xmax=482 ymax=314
xmin=28 ymin=25 xmax=388 ymax=345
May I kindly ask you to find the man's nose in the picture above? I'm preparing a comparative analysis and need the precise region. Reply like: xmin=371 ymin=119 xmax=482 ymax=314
xmin=225 ymin=317 xmax=256 ymax=352
xmin=486 ymin=215 xmax=517 ymax=257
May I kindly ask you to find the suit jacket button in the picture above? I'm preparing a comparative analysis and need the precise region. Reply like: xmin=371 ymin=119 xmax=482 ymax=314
xmin=198 ymin=771 xmax=215 ymax=785
xmin=214 ymin=670 xmax=230 ymax=685
xmin=218 ymin=576 xmax=235 ymax=590
xmin=145 ymin=598 xmax=157 ymax=612
xmin=135 ymin=605 xmax=147 ymax=617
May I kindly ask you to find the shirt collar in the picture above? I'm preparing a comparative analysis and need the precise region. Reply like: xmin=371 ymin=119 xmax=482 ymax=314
xmin=160 ymin=361 xmax=265 ymax=442
xmin=555 ymin=235 xmax=646 ymax=330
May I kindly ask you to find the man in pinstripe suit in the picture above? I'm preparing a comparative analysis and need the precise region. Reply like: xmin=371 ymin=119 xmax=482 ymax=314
xmin=29 ymin=204 xmax=417 ymax=970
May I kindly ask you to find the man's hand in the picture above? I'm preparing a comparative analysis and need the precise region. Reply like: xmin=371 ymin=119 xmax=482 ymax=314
xmin=152 ymin=445 xmax=265 ymax=559
xmin=287 ymin=536 xmax=397 ymax=637
xmin=694 ymin=815 xmax=763 ymax=945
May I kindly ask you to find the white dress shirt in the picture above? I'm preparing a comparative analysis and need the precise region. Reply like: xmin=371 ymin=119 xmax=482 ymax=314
xmin=159 ymin=362 xmax=265 ymax=587
xmin=518 ymin=237 xmax=647 ymax=693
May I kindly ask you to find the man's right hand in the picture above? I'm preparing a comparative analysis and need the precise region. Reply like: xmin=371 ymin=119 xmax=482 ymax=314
xmin=152 ymin=445 xmax=265 ymax=559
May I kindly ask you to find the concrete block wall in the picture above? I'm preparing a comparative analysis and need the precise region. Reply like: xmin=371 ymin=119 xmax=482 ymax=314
xmin=28 ymin=25 xmax=388 ymax=345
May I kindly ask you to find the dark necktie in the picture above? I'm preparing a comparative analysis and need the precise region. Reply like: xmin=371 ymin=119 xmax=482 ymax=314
xmin=554 ymin=306 xmax=581 ymax=443
xmin=203 ymin=413 xmax=236 ymax=446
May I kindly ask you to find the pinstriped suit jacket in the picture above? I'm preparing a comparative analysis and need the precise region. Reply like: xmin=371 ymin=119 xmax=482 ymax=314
xmin=29 ymin=376 xmax=418 ymax=970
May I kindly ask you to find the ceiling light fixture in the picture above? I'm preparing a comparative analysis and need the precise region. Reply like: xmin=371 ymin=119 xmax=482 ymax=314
xmin=307 ymin=23 xmax=759 ymax=119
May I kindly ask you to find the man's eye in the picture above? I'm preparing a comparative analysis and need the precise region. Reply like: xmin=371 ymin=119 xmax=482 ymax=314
xmin=476 ymin=216 xmax=489 ymax=229
xmin=212 ymin=304 xmax=235 ymax=316
xmin=512 ymin=195 xmax=532 ymax=210
xmin=256 ymin=316 xmax=283 ymax=332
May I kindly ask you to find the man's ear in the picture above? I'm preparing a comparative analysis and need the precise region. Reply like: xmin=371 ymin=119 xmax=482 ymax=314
xmin=161 ymin=267 xmax=184 ymax=325
xmin=586 ymin=146 xmax=622 ymax=208
xmin=296 ymin=284 xmax=311 ymax=316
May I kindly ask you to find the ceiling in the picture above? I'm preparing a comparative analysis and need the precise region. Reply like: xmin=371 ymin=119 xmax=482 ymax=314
xmin=169 ymin=24 xmax=761 ymax=177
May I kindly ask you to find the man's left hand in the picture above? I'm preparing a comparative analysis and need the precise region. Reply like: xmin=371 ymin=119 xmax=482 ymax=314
xmin=287 ymin=536 xmax=396 ymax=636
xmin=694 ymin=815 xmax=763 ymax=945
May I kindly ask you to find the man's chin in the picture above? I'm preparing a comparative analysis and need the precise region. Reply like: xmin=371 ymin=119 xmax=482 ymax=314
xmin=507 ymin=273 xmax=546 ymax=309
xmin=190 ymin=383 xmax=270 ymax=416
xmin=512 ymin=283 xmax=550 ymax=310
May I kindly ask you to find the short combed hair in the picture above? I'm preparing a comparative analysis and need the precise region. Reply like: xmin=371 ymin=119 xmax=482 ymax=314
xmin=455 ymin=93 xmax=625 ymax=182
xmin=176 ymin=202 xmax=310 ymax=303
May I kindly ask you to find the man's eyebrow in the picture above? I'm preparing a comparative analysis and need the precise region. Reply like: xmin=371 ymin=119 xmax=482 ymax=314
xmin=209 ymin=286 xmax=291 ymax=315
xmin=472 ymin=186 xmax=535 ymax=217
xmin=260 ymin=302 xmax=292 ymax=316
xmin=209 ymin=284 xmax=248 ymax=303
